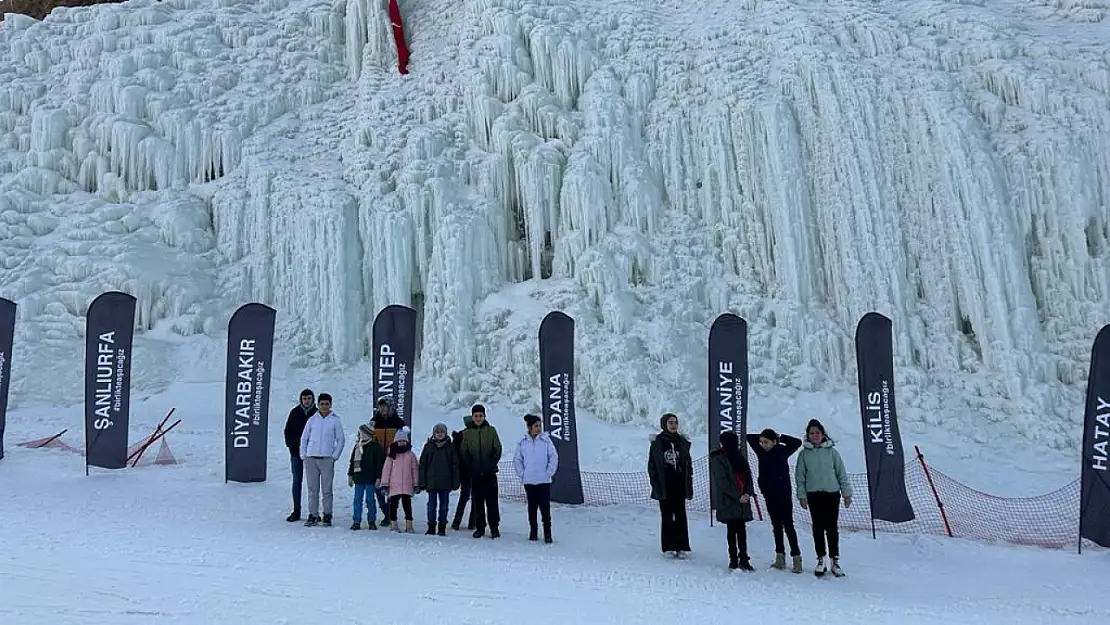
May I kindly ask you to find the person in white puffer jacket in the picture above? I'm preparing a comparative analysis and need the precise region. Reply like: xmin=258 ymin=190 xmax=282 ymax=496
xmin=513 ymin=414 xmax=559 ymax=543
xmin=299 ymin=393 xmax=346 ymax=527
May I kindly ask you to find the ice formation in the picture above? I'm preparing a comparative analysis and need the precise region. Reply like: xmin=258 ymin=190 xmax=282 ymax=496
xmin=1 ymin=0 xmax=1108 ymax=444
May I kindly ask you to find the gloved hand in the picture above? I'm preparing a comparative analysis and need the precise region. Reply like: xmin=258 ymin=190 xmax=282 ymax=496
xmin=348 ymin=476 xmax=354 ymax=487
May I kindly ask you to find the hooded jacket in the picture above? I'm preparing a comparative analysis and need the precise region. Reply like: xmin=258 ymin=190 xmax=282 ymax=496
xmin=419 ymin=435 xmax=461 ymax=492
xmin=647 ymin=416 xmax=693 ymax=501
xmin=794 ymin=437 xmax=853 ymax=500
xmin=371 ymin=398 xmax=406 ymax=450
xmin=513 ymin=431 xmax=559 ymax=485
xmin=284 ymin=402 xmax=317 ymax=456
xmin=300 ymin=411 xmax=345 ymax=460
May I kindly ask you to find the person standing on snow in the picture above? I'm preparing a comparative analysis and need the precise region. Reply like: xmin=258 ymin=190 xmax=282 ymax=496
xmin=283 ymin=389 xmax=317 ymax=522
xmin=459 ymin=404 xmax=503 ymax=539
xmin=795 ymin=419 xmax=852 ymax=578
xmin=746 ymin=427 xmax=804 ymax=572
xmin=648 ymin=413 xmax=694 ymax=558
xmin=299 ymin=393 xmax=345 ymax=527
xmin=381 ymin=427 xmax=420 ymax=533
xmin=371 ymin=397 xmax=405 ymax=526
xmin=709 ymin=430 xmax=755 ymax=571
xmin=418 ymin=422 xmax=460 ymax=536
xmin=450 ymin=415 xmax=476 ymax=531
xmin=513 ymin=414 xmax=559 ymax=543
xmin=348 ymin=422 xmax=386 ymax=530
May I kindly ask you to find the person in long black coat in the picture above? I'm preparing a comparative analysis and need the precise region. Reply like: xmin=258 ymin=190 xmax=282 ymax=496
xmin=710 ymin=430 xmax=755 ymax=570
xmin=746 ymin=427 xmax=803 ymax=572
xmin=647 ymin=413 xmax=694 ymax=558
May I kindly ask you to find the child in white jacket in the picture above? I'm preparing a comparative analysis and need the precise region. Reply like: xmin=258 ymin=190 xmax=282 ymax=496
xmin=299 ymin=393 xmax=346 ymax=527
xmin=513 ymin=414 xmax=559 ymax=543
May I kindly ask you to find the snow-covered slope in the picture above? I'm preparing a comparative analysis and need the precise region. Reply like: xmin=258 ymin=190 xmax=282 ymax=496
xmin=1 ymin=0 xmax=1108 ymax=445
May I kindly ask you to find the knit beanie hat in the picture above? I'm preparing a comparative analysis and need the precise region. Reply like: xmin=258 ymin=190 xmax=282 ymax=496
xmin=358 ymin=423 xmax=373 ymax=439
xmin=433 ymin=423 xmax=448 ymax=435
xmin=394 ymin=426 xmax=411 ymax=443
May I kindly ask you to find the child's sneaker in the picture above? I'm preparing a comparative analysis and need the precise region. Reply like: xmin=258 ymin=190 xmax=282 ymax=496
xmin=367 ymin=521 xmax=378 ymax=531
xmin=831 ymin=557 xmax=845 ymax=577
xmin=814 ymin=557 xmax=827 ymax=577
xmin=304 ymin=515 xmax=319 ymax=527
xmin=350 ymin=521 xmax=361 ymax=530
xmin=321 ymin=515 xmax=332 ymax=527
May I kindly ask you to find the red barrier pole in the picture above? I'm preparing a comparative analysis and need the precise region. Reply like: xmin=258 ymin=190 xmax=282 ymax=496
xmin=33 ymin=428 xmax=69 ymax=448
xmin=915 ymin=445 xmax=953 ymax=538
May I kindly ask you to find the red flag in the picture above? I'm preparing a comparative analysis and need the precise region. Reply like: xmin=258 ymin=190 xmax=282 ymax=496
xmin=388 ymin=0 xmax=410 ymax=75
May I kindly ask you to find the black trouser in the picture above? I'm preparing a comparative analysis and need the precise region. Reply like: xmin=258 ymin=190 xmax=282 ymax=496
xmin=388 ymin=495 xmax=413 ymax=522
xmin=726 ymin=520 xmax=748 ymax=562
xmin=453 ymin=471 xmax=474 ymax=526
xmin=806 ymin=491 xmax=841 ymax=558
xmin=658 ymin=497 xmax=690 ymax=553
xmin=289 ymin=453 xmax=303 ymax=512
xmin=524 ymin=483 xmax=552 ymax=529
xmin=470 ymin=473 xmax=500 ymax=530
xmin=765 ymin=493 xmax=801 ymax=556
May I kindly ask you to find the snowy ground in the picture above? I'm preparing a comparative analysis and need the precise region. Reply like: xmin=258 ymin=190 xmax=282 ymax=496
xmin=2 ymin=427 xmax=1108 ymax=625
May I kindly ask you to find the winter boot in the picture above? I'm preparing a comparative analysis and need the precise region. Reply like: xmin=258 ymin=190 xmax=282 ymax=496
xmin=543 ymin=523 xmax=552 ymax=544
xmin=728 ymin=555 xmax=739 ymax=570
xmin=738 ymin=559 xmax=755 ymax=572
xmin=831 ymin=557 xmax=845 ymax=577
xmin=425 ymin=523 xmax=437 ymax=536
xmin=392 ymin=519 xmax=403 ymax=533
xmin=437 ymin=522 xmax=447 ymax=536
xmin=381 ymin=518 xmax=391 ymax=528
xmin=490 ymin=525 xmax=500 ymax=539
xmin=405 ymin=520 xmax=415 ymax=533
xmin=286 ymin=510 xmax=301 ymax=522
xmin=771 ymin=553 xmax=786 ymax=570
xmin=451 ymin=519 xmax=461 ymax=531
xmin=367 ymin=521 xmax=378 ymax=531
xmin=791 ymin=555 xmax=803 ymax=574
xmin=529 ymin=525 xmax=539 ymax=542
xmin=814 ymin=557 xmax=827 ymax=578
xmin=350 ymin=521 xmax=361 ymax=530
xmin=473 ymin=526 xmax=485 ymax=538
xmin=304 ymin=515 xmax=319 ymax=527
xmin=321 ymin=514 xmax=332 ymax=527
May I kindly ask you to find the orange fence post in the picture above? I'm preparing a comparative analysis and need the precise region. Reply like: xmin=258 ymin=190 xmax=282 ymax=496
xmin=915 ymin=445 xmax=953 ymax=538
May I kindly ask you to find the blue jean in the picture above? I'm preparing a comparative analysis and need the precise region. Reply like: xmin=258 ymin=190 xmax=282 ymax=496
xmin=290 ymin=454 xmax=304 ymax=512
xmin=426 ymin=490 xmax=451 ymax=525
xmin=353 ymin=483 xmax=377 ymax=523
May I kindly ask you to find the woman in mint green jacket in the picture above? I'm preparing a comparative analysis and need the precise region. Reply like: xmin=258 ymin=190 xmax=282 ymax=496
xmin=794 ymin=419 xmax=852 ymax=578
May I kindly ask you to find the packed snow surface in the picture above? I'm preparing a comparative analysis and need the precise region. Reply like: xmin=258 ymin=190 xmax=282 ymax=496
xmin=1 ymin=0 xmax=1108 ymax=448
xmin=2 ymin=398 xmax=1109 ymax=625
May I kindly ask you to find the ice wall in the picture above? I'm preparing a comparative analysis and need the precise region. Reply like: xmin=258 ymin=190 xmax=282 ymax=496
xmin=338 ymin=0 xmax=1109 ymax=441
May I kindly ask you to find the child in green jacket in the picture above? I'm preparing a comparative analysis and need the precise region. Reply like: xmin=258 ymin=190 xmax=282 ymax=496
xmin=795 ymin=419 xmax=852 ymax=578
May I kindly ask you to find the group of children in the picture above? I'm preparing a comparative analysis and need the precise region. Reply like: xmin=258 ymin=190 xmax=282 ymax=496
xmin=651 ymin=413 xmax=852 ymax=578
xmin=342 ymin=399 xmax=560 ymax=543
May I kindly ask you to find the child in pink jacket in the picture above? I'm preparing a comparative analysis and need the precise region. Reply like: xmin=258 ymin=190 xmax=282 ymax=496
xmin=381 ymin=427 xmax=420 ymax=533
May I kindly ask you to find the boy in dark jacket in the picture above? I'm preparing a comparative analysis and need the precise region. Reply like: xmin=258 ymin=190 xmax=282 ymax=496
xmin=283 ymin=389 xmax=316 ymax=522
xmin=459 ymin=404 xmax=502 ymax=539
xmin=348 ymin=423 xmax=386 ymax=530
xmin=419 ymin=422 xmax=461 ymax=536
xmin=450 ymin=415 xmax=475 ymax=531
xmin=746 ymin=428 xmax=803 ymax=572
xmin=710 ymin=431 xmax=755 ymax=571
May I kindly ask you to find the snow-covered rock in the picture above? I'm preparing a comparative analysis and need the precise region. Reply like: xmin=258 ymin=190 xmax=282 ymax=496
xmin=0 ymin=0 xmax=1107 ymax=445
